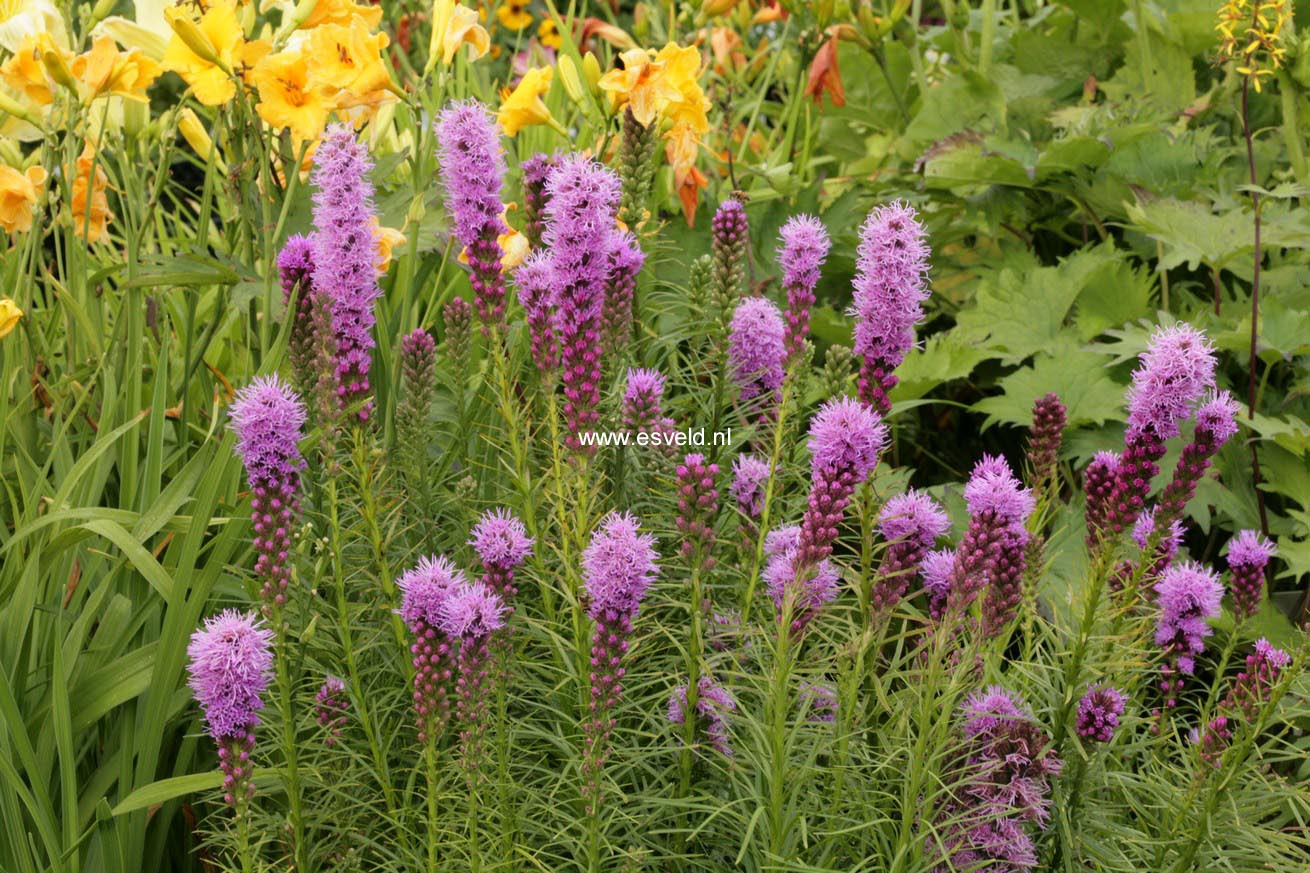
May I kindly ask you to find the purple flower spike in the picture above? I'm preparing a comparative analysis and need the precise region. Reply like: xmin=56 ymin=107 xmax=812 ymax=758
xmin=850 ymin=201 xmax=931 ymax=415
xmin=441 ymin=578 xmax=508 ymax=780
xmin=871 ymin=490 xmax=950 ymax=613
xmin=1202 ymin=638 xmax=1291 ymax=764
xmin=520 ymin=152 xmax=557 ymax=247
xmin=1098 ymin=325 xmax=1217 ymax=546
xmin=310 ymin=123 xmax=382 ymax=421
xmin=944 ymin=455 xmax=1033 ymax=621
xmin=728 ymin=296 xmax=787 ymax=411
xmin=668 ymin=675 xmax=736 ymax=758
xmin=676 ymin=453 xmax=719 ymax=569
xmin=187 ymin=609 xmax=274 ymax=809
xmin=931 ymin=685 xmax=1061 ymax=872
xmin=1154 ymin=561 xmax=1223 ymax=715
xmin=1083 ymin=451 xmax=1120 ymax=543
xmin=469 ymin=507 xmax=534 ymax=599
xmin=1026 ymin=393 xmax=1067 ymax=488
xmin=602 ymin=230 xmax=645 ymax=356
xmin=230 ymin=376 xmax=307 ymax=608
xmin=581 ymin=512 xmax=659 ymax=813
xmin=730 ymin=454 xmax=772 ymax=521
xmin=1149 ymin=390 xmax=1239 ymax=544
xmin=777 ymin=214 xmax=830 ymax=362
xmin=315 ymin=677 xmax=349 ymax=745
xmin=764 ymin=546 xmax=840 ymax=634
xmin=1076 ymin=685 xmax=1127 ymax=744
xmin=1227 ymin=529 xmax=1275 ymax=621
xmin=622 ymin=368 xmax=676 ymax=448
xmin=797 ymin=398 xmax=887 ymax=572
xmin=516 ymin=252 xmax=559 ymax=374
xmin=1132 ymin=507 xmax=1185 ymax=575
xmin=398 ymin=555 xmax=467 ymax=743
xmin=544 ymin=155 xmax=622 ymax=455
xmin=436 ymin=100 xmax=509 ymax=333
xmin=921 ymin=548 xmax=956 ymax=621
xmin=278 ymin=234 xmax=318 ymax=391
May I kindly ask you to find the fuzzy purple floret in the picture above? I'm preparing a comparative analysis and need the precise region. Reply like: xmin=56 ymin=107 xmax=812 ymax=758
xmin=1075 ymin=685 xmax=1127 ymax=744
xmin=1229 ymin=529 xmax=1276 ymax=570
xmin=230 ymin=375 xmax=307 ymax=489
xmin=1154 ymin=560 xmax=1223 ymax=674
xmin=438 ymin=579 xmax=507 ymax=639
xmin=764 ymin=548 xmax=839 ymax=629
xmin=1133 ymin=507 xmax=1184 ymax=562
xmin=277 ymin=234 xmax=315 ymax=300
xmin=310 ymin=124 xmax=382 ymax=419
xmin=964 ymin=455 xmax=1035 ymax=528
xmin=879 ymin=490 xmax=950 ymax=548
xmin=544 ymin=155 xmax=622 ymax=452
xmin=668 ymin=675 xmax=736 ymax=758
xmin=921 ymin=547 xmax=956 ymax=619
xmin=398 ymin=555 xmax=468 ymax=629
xmin=1194 ymin=390 xmax=1240 ymax=443
xmin=469 ymin=507 xmax=534 ymax=571
xmin=730 ymin=454 xmax=772 ymax=519
xmin=435 ymin=100 xmax=506 ymax=248
xmin=728 ymin=296 xmax=787 ymax=404
xmin=582 ymin=512 xmax=659 ymax=619
xmin=1125 ymin=324 xmax=1217 ymax=441
xmin=187 ymin=610 xmax=275 ymax=740
xmin=807 ymin=397 xmax=888 ymax=478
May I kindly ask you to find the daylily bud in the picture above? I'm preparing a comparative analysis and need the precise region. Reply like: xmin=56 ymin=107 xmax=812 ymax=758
xmin=40 ymin=48 xmax=78 ymax=93
xmin=90 ymin=0 xmax=117 ymax=24
xmin=701 ymin=0 xmax=737 ymax=15
xmin=558 ymin=54 xmax=585 ymax=103
xmin=177 ymin=108 xmax=228 ymax=174
xmin=582 ymin=52 xmax=603 ymax=89
xmin=166 ymin=9 xmax=224 ymax=69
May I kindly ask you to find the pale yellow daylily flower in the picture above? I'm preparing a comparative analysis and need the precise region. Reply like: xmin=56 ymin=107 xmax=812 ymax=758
xmin=0 ymin=297 xmax=23 ymax=338
xmin=425 ymin=0 xmax=489 ymax=74
xmin=0 ymin=0 xmax=69 ymax=53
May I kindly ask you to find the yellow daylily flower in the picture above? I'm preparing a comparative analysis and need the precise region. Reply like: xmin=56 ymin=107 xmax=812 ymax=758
xmin=248 ymin=49 xmax=330 ymax=143
xmin=426 ymin=0 xmax=490 ymax=73
xmin=597 ymin=42 xmax=710 ymax=134
xmin=0 ymin=297 xmax=22 ymax=338
xmin=71 ymin=37 xmax=162 ymax=103
xmin=162 ymin=2 xmax=245 ymax=106
xmin=496 ymin=1 xmax=531 ymax=31
xmin=0 ymin=33 xmax=60 ymax=108
xmin=0 ymin=163 xmax=45 ymax=233
xmin=371 ymin=218 xmax=405 ymax=273
xmin=308 ymin=15 xmax=394 ymax=113
xmin=0 ymin=0 xmax=69 ymax=54
xmin=70 ymin=144 xmax=112 ymax=243
xmin=497 ymin=65 xmax=562 ymax=136
xmin=299 ymin=0 xmax=383 ymax=31
xmin=498 ymin=225 xmax=528 ymax=268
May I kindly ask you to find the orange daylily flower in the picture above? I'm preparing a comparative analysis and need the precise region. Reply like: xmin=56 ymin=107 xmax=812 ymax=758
xmin=805 ymin=32 xmax=845 ymax=108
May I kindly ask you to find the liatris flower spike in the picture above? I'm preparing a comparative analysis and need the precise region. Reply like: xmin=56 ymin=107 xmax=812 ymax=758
xmin=871 ymin=490 xmax=950 ymax=614
xmin=315 ymin=677 xmax=349 ymax=745
xmin=1201 ymin=638 xmax=1291 ymax=764
xmin=1153 ymin=560 xmax=1223 ymax=714
xmin=622 ymin=368 xmax=676 ymax=447
xmin=469 ymin=507 xmax=534 ymax=599
xmin=398 ymin=555 xmax=467 ymax=743
xmin=230 ymin=375 xmax=306 ymax=609
xmin=945 ymin=454 xmax=1034 ymax=618
xmin=1227 ymin=529 xmax=1275 ymax=621
xmin=544 ymin=155 xmax=622 ymax=455
xmin=1076 ymin=685 xmax=1127 ymax=744
xmin=798 ymin=397 xmax=888 ymax=567
xmin=580 ymin=512 xmax=659 ymax=810
xmin=310 ymin=123 xmax=382 ymax=421
xmin=436 ymin=99 xmax=509 ymax=333
xmin=1025 ymin=392 xmax=1066 ymax=489
xmin=1150 ymin=390 xmax=1239 ymax=541
xmin=931 ymin=686 xmax=1061 ymax=871
xmin=603 ymin=230 xmax=645 ymax=356
xmin=850 ymin=201 xmax=930 ymax=415
xmin=730 ymin=453 xmax=771 ymax=547
xmin=675 ymin=453 xmax=719 ymax=568
xmin=710 ymin=198 xmax=749 ymax=320
xmin=520 ymin=152 xmax=556 ymax=247
xmin=728 ymin=296 xmax=786 ymax=414
xmin=396 ymin=328 xmax=437 ymax=471
xmin=516 ymin=251 xmax=559 ymax=374
xmin=440 ymin=579 xmax=508 ymax=777
xmin=187 ymin=610 xmax=274 ymax=809
xmin=278 ymin=234 xmax=317 ymax=392
xmin=668 ymin=675 xmax=736 ymax=758
xmin=1099 ymin=325 xmax=1216 ymax=544
xmin=777 ymin=214 xmax=830 ymax=363
xmin=1082 ymin=451 xmax=1120 ymax=544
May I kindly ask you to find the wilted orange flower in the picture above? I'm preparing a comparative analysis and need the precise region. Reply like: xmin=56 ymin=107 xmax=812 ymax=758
xmin=70 ymin=144 xmax=112 ymax=243
xmin=71 ymin=36 xmax=161 ymax=103
xmin=805 ymin=32 xmax=845 ymax=107
xmin=664 ymin=120 xmax=707 ymax=226
xmin=0 ymin=163 xmax=46 ymax=233
xmin=248 ymin=49 xmax=330 ymax=143
xmin=709 ymin=27 xmax=745 ymax=75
